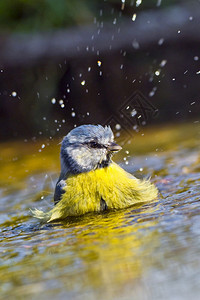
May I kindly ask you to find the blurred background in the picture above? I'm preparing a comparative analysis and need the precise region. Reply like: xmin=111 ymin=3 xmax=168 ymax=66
xmin=1 ymin=2 xmax=200 ymax=300
xmin=0 ymin=0 xmax=200 ymax=141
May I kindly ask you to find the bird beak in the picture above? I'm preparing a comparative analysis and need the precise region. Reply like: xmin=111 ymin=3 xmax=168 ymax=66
xmin=107 ymin=142 xmax=122 ymax=152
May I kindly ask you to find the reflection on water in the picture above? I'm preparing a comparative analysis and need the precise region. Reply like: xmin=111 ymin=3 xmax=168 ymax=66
xmin=0 ymin=123 xmax=200 ymax=299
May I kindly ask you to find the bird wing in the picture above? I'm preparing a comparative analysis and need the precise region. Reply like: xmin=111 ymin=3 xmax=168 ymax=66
xmin=100 ymin=197 xmax=108 ymax=211
xmin=54 ymin=179 xmax=67 ymax=205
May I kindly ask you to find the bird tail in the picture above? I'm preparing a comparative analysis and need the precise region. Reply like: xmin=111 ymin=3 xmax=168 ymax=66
xmin=30 ymin=208 xmax=52 ymax=223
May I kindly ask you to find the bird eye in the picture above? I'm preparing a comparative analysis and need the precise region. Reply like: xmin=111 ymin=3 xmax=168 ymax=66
xmin=88 ymin=141 xmax=102 ymax=148
xmin=87 ymin=141 xmax=105 ymax=149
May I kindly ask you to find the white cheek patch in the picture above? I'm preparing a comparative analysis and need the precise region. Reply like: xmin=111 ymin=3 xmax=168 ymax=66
xmin=72 ymin=149 xmax=89 ymax=168
xmin=68 ymin=146 xmax=98 ymax=170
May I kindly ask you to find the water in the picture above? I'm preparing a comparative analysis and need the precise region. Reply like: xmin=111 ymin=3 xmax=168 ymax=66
xmin=0 ymin=123 xmax=200 ymax=300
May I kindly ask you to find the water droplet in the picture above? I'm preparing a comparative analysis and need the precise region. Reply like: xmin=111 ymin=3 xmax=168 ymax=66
xmin=177 ymin=30 xmax=181 ymax=34
xmin=61 ymin=104 xmax=65 ymax=108
xmin=121 ymin=0 xmax=125 ymax=10
xmin=133 ymin=125 xmax=139 ymax=132
xmin=149 ymin=90 xmax=154 ymax=97
xmin=132 ymin=13 xmax=137 ymax=21
xmin=132 ymin=40 xmax=140 ymax=49
xmin=160 ymin=60 xmax=167 ymax=67
xmin=139 ymin=167 xmax=143 ymax=171
xmin=97 ymin=60 xmax=102 ymax=67
xmin=11 ymin=91 xmax=17 ymax=97
xmin=81 ymin=80 xmax=86 ymax=85
xmin=136 ymin=0 xmax=142 ymax=7
xmin=71 ymin=112 xmax=76 ymax=117
xmin=88 ymin=67 xmax=91 ymax=72
xmin=41 ymin=144 xmax=45 ymax=149
xmin=115 ymin=124 xmax=121 ymax=130
xmin=194 ymin=56 xmax=199 ymax=61
xmin=155 ymin=70 xmax=160 ymax=76
xmin=131 ymin=109 xmax=137 ymax=117
xmin=149 ymin=87 xmax=157 ymax=97
xmin=156 ymin=0 xmax=162 ymax=6
xmin=189 ymin=16 xmax=193 ymax=21
xmin=158 ymin=38 xmax=164 ymax=45
xmin=51 ymin=98 xmax=56 ymax=104
xmin=59 ymin=99 xmax=64 ymax=105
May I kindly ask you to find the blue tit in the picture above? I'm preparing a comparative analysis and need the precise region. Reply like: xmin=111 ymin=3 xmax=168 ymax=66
xmin=32 ymin=125 xmax=158 ymax=222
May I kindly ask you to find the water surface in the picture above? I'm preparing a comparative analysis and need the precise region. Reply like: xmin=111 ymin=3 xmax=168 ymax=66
xmin=1 ymin=123 xmax=200 ymax=300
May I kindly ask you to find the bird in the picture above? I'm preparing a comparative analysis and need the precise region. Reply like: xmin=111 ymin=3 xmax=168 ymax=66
xmin=32 ymin=124 xmax=158 ymax=222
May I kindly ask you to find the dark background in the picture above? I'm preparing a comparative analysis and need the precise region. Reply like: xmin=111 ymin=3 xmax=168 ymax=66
xmin=0 ymin=0 xmax=200 ymax=140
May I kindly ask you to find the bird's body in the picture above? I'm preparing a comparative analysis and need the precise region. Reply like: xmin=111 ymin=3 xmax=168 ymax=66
xmin=32 ymin=125 xmax=158 ymax=222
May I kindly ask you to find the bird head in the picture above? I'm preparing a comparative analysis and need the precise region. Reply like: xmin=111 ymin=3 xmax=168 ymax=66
xmin=60 ymin=124 xmax=122 ymax=175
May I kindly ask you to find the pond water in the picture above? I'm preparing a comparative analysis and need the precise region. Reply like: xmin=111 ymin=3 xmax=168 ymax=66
xmin=0 ymin=123 xmax=200 ymax=300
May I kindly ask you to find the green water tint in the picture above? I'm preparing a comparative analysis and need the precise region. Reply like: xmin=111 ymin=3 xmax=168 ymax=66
xmin=0 ymin=123 xmax=200 ymax=299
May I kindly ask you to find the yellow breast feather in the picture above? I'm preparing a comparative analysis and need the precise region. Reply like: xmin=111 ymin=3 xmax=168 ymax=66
xmin=32 ymin=163 xmax=158 ymax=222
